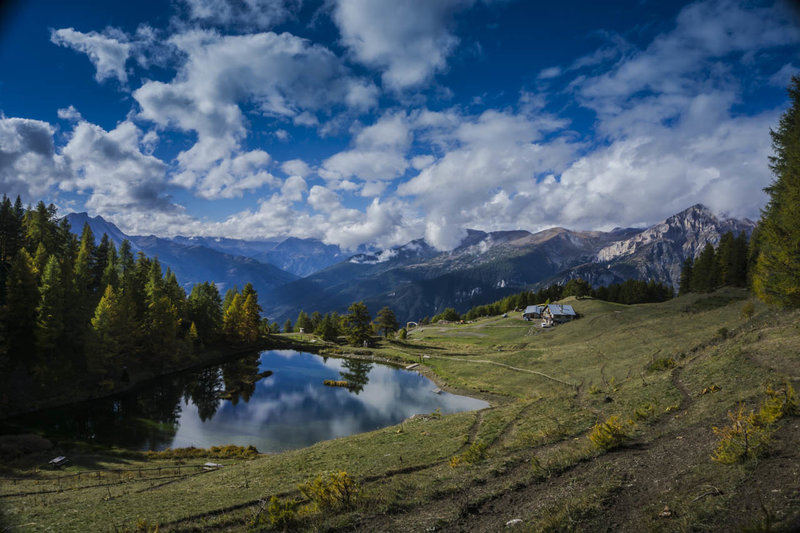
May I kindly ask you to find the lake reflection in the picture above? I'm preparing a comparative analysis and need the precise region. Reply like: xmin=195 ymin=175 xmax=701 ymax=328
xmin=172 ymin=350 xmax=488 ymax=452
xmin=6 ymin=351 xmax=487 ymax=453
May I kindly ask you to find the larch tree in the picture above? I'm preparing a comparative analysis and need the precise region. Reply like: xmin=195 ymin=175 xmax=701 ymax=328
xmin=753 ymin=75 xmax=800 ymax=307
xmin=375 ymin=306 xmax=399 ymax=338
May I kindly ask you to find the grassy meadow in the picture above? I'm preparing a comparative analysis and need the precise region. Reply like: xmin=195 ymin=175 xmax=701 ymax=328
xmin=1 ymin=288 xmax=799 ymax=531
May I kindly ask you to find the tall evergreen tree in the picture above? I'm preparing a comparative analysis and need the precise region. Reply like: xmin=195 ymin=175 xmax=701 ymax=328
xmin=344 ymin=301 xmax=372 ymax=346
xmin=296 ymin=310 xmax=313 ymax=332
xmin=88 ymin=285 xmax=122 ymax=376
xmin=375 ymin=306 xmax=399 ymax=338
xmin=679 ymin=257 xmax=693 ymax=295
xmin=0 ymin=194 xmax=23 ymax=264
xmin=187 ymin=282 xmax=223 ymax=344
xmin=5 ymin=249 xmax=39 ymax=363
xmin=753 ymin=75 xmax=800 ymax=307
xmin=223 ymin=293 xmax=244 ymax=342
xmin=35 ymin=255 xmax=65 ymax=358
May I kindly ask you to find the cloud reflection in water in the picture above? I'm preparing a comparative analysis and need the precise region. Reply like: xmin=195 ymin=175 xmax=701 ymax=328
xmin=171 ymin=350 xmax=487 ymax=452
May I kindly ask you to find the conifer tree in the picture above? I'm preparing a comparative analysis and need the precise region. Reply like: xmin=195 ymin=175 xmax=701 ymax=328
xmin=222 ymin=286 xmax=239 ymax=313
xmin=679 ymin=257 xmax=693 ymax=295
xmin=296 ymin=310 xmax=313 ymax=332
xmin=376 ymin=306 xmax=399 ymax=338
xmin=344 ymin=301 xmax=372 ymax=346
xmin=5 ymin=249 xmax=38 ymax=362
xmin=187 ymin=282 xmax=223 ymax=344
xmin=315 ymin=313 xmax=338 ymax=342
xmin=88 ymin=285 xmax=122 ymax=375
xmin=0 ymin=194 xmax=23 ymax=264
xmin=239 ymin=293 xmax=261 ymax=343
xmin=753 ymin=75 xmax=800 ymax=307
xmin=223 ymin=293 xmax=244 ymax=341
xmin=283 ymin=318 xmax=293 ymax=333
xmin=35 ymin=255 xmax=65 ymax=358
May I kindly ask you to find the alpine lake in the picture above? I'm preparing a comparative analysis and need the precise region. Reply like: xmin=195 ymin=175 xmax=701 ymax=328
xmin=5 ymin=350 xmax=488 ymax=453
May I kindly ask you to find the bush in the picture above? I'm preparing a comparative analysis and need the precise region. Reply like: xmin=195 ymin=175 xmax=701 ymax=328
xmin=298 ymin=471 xmax=361 ymax=511
xmin=634 ymin=402 xmax=657 ymax=422
xmin=449 ymin=440 xmax=488 ymax=468
xmin=588 ymin=415 xmax=630 ymax=450
xmin=740 ymin=300 xmax=755 ymax=319
xmin=462 ymin=440 xmax=488 ymax=463
xmin=712 ymin=404 xmax=771 ymax=464
xmin=264 ymin=495 xmax=302 ymax=531
xmin=646 ymin=356 xmax=676 ymax=372
xmin=757 ymin=381 xmax=798 ymax=425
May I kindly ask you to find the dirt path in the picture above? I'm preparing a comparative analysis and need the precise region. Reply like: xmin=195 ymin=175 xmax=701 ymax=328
xmin=430 ymin=355 xmax=577 ymax=389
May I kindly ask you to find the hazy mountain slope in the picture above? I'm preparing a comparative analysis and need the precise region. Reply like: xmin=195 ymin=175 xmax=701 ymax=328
xmin=66 ymin=212 xmax=133 ymax=250
xmin=263 ymin=227 xmax=639 ymax=322
xmin=65 ymin=213 xmax=298 ymax=295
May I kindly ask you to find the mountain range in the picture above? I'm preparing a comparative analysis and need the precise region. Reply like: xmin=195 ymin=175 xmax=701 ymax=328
xmin=66 ymin=204 xmax=755 ymax=324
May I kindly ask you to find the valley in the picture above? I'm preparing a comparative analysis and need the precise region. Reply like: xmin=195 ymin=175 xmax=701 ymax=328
xmin=2 ymin=289 xmax=798 ymax=531
xmin=67 ymin=204 xmax=755 ymax=324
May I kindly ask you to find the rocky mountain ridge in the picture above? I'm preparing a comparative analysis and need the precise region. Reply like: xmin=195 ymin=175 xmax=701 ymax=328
xmin=66 ymin=204 xmax=756 ymax=323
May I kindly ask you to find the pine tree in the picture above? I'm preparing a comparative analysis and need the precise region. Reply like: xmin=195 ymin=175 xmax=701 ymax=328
xmin=23 ymin=201 xmax=58 ymax=254
xmin=239 ymin=293 xmax=261 ymax=343
xmin=376 ymin=306 xmax=399 ymax=338
xmin=5 ymin=249 xmax=39 ymax=363
xmin=0 ymin=194 xmax=23 ymax=264
xmin=296 ymin=310 xmax=313 ymax=333
xmin=88 ymin=285 xmax=122 ymax=375
xmin=315 ymin=313 xmax=338 ymax=342
xmin=222 ymin=286 xmax=239 ymax=313
xmin=283 ymin=319 xmax=293 ymax=333
xmin=753 ymin=75 xmax=800 ymax=307
xmin=223 ymin=293 xmax=244 ymax=342
xmin=691 ymin=244 xmax=718 ymax=293
xmin=344 ymin=301 xmax=372 ymax=346
xmin=35 ymin=255 xmax=65 ymax=358
xmin=187 ymin=282 xmax=223 ymax=344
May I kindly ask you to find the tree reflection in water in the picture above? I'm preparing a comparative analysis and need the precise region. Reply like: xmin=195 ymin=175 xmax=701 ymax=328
xmin=183 ymin=367 xmax=223 ymax=421
xmin=339 ymin=359 xmax=372 ymax=394
xmin=220 ymin=352 xmax=261 ymax=405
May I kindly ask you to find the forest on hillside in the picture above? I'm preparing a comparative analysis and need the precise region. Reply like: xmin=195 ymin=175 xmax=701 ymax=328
xmin=0 ymin=197 xmax=264 ymax=415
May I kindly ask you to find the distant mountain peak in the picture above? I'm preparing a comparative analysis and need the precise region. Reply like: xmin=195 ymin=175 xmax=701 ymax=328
xmin=594 ymin=204 xmax=756 ymax=279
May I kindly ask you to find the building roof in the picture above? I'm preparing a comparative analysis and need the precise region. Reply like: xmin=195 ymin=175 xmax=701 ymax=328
xmin=546 ymin=304 xmax=576 ymax=316
xmin=523 ymin=305 xmax=544 ymax=314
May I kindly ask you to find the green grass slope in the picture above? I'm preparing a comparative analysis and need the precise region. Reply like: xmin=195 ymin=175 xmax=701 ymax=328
xmin=1 ymin=288 xmax=798 ymax=532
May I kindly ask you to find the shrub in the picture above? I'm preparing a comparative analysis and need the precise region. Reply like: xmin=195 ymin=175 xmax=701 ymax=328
xmin=588 ymin=415 xmax=630 ymax=451
xmin=712 ymin=404 xmax=771 ymax=464
xmin=461 ymin=441 xmax=488 ymax=463
xmin=634 ymin=402 xmax=657 ymax=422
xmin=298 ymin=471 xmax=361 ymax=511
xmin=646 ymin=356 xmax=676 ymax=372
xmin=449 ymin=440 xmax=488 ymax=468
xmin=263 ymin=495 xmax=302 ymax=531
xmin=757 ymin=381 xmax=798 ymax=425
xmin=740 ymin=300 xmax=755 ymax=319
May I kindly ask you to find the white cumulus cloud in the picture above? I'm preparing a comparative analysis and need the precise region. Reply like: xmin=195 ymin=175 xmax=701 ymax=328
xmin=51 ymin=27 xmax=132 ymax=83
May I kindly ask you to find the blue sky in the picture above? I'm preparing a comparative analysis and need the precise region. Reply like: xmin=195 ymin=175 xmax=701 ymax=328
xmin=0 ymin=0 xmax=798 ymax=250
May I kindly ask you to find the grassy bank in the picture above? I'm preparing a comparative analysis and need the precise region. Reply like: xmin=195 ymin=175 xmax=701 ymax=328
xmin=2 ymin=288 xmax=799 ymax=531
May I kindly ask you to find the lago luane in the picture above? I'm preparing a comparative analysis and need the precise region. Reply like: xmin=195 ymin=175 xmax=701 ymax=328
xmin=5 ymin=350 xmax=487 ymax=453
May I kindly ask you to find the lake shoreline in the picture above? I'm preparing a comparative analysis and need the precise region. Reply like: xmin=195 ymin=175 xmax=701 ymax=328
xmin=0 ymin=335 xmax=323 ymax=422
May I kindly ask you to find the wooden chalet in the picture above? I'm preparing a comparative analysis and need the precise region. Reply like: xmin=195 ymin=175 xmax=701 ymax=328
xmin=542 ymin=304 xmax=577 ymax=324
xmin=522 ymin=305 xmax=545 ymax=320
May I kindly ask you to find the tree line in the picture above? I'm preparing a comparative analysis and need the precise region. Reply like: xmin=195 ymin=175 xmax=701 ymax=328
xmin=0 ymin=197 xmax=263 ymax=410
xmin=280 ymin=303 xmax=401 ymax=345
xmin=679 ymin=232 xmax=752 ymax=295
xmin=457 ymin=278 xmax=673 ymax=321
